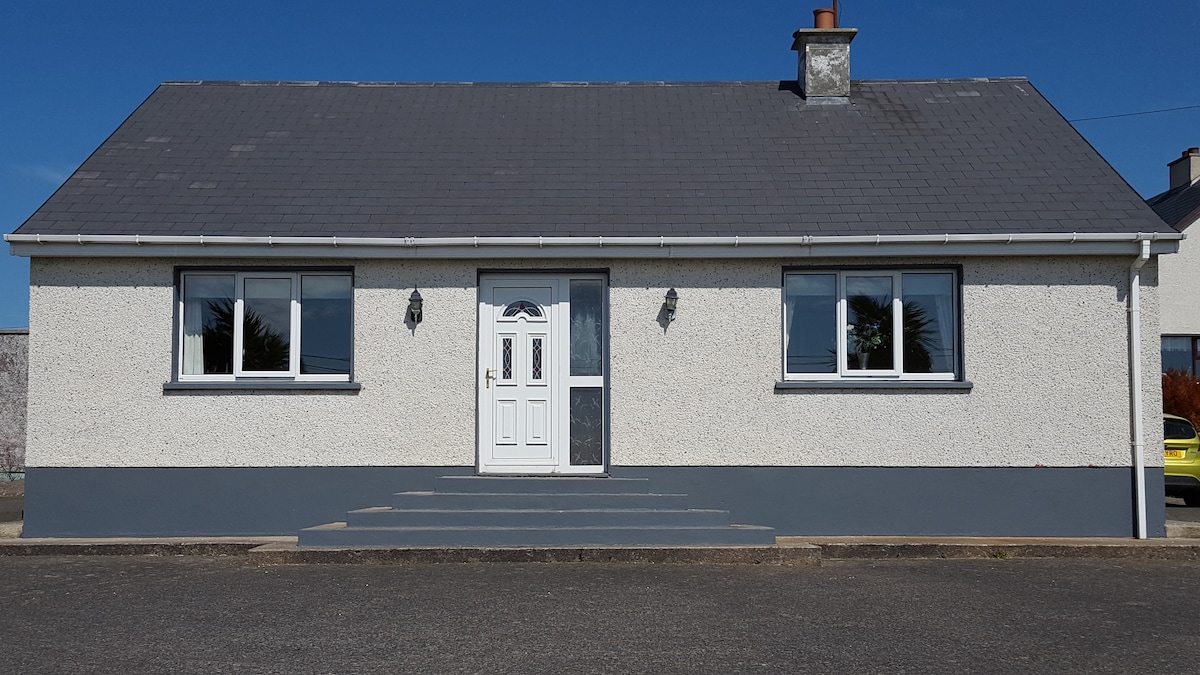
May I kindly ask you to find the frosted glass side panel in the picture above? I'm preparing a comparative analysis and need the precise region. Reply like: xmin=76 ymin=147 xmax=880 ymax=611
xmin=570 ymin=387 xmax=604 ymax=466
xmin=570 ymin=280 xmax=604 ymax=377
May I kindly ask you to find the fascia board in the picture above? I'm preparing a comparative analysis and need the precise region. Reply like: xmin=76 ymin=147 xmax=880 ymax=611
xmin=4 ymin=233 xmax=1183 ymax=259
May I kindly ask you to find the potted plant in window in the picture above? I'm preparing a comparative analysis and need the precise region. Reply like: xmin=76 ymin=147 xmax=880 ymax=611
xmin=847 ymin=313 xmax=884 ymax=368
xmin=846 ymin=295 xmax=938 ymax=372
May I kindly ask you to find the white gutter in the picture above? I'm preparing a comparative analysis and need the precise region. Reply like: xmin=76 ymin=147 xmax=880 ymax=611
xmin=3 ymin=231 xmax=1183 ymax=258
xmin=1129 ymin=239 xmax=1151 ymax=539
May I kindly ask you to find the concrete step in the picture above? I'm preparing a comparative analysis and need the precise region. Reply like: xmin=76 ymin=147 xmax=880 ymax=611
xmin=297 ymin=474 xmax=776 ymax=549
xmin=434 ymin=475 xmax=650 ymax=494
xmin=390 ymin=491 xmax=691 ymax=511
xmin=346 ymin=507 xmax=732 ymax=529
xmin=1166 ymin=520 xmax=1200 ymax=538
xmin=298 ymin=522 xmax=778 ymax=548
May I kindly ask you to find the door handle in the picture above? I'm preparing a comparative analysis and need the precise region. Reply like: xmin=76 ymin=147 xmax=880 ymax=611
xmin=485 ymin=368 xmax=495 ymax=388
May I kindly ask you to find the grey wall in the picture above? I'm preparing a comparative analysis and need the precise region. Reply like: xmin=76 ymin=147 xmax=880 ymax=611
xmin=22 ymin=465 xmax=1164 ymax=538
xmin=0 ymin=330 xmax=28 ymax=470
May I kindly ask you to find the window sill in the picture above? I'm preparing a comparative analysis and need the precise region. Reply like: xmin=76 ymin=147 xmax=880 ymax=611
xmin=775 ymin=380 xmax=973 ymax=391
xmin=164 ymin=381 xmax=361 ymax=393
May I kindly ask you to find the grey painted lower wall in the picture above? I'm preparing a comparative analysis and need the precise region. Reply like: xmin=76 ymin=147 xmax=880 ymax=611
xmin=611 ymin=467 xmax=1166 ymax=538
xmin=23 ymin=466 xmax=1165 ymax=538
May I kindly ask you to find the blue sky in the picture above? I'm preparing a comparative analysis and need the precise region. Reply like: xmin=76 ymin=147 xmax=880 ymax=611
xmin=2 ymin=0 xmax=1197 ymax=328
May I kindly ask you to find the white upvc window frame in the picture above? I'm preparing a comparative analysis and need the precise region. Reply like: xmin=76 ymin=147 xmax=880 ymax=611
xmin=783 ymin=268 xmax=960 ymax=383
xmin=235 ymin=272 xmax=300 ymax=378
xmin=177 ymin=270 xmax=352 ymax=383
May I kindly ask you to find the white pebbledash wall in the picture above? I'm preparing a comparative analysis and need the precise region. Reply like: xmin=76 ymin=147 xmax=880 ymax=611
xmin=25 ymin=255 xmax=1162 ymax=470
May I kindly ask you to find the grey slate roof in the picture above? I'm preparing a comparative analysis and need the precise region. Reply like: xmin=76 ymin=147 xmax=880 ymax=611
xmin=13 ymin=78 xmax=1172 ymax=238
xmin=1147 ymin=181 xmax=1200 ymax=231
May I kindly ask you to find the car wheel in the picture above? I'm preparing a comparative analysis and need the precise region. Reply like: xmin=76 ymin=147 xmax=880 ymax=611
xmin=1185 ymin=493 xmax=1200 ymax=508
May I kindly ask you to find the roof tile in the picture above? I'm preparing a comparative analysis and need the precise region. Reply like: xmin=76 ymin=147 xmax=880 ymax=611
xmin=13 ymin=79 xmax=1170 ymax=238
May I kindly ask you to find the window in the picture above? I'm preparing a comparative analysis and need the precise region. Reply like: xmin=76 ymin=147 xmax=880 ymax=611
xmin=178 ymin=270 xmax=353 ymax=382
xmin=783 ymin=269 xmax=960 ymax=381
xmin=1165 ymin=417 xmax=1197 ymax=441
xmin=1163 ymin=336 xmax=1200 ymax=377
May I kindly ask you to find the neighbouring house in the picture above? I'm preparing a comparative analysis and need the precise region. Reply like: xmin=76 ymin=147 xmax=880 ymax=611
xmin=0 ymin=329 xmax=28 ymax=475
xmin=1149 ymin=148 xmax=1200 ymax=376
xmin=4 ymin=20 xmax=1182 ymax=541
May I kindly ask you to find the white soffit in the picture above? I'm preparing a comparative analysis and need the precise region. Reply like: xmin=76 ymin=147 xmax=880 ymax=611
xmin=3 ymin=233 xmax=1183 ymax=259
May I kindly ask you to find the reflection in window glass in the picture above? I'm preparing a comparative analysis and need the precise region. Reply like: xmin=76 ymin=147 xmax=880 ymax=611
xmin=180 ymin=271 xmax=353 ymax=381
xmin=570 ymin=387 xmax=604 ymax=465
xmin=300 ymin=275 xmax=352 ymax=375
xmin=901 ymin=273 xmax=956 ymax=374
xmin=784 ymin=274 xmax=836 ymax=373
xmin=783 ymin=269 xmax=960 ymax=380
xmin=181 ymin=275 xmax=235 ymax=375
xmin=846 ymin=276 xmax=894 ymax=371
xmin=243 ymin=277 xmax=292 ymax=372
xmin=570 ymin=280 xmax=604 ymax=377
xmin=1163 ymin=336 xmax=1197 ymax=376
xmin=1165 ymin=418 xmax=1198 ymax=440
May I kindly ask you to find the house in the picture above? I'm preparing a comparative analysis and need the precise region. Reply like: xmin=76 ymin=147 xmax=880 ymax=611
xmin=4 ymin=20 xmax=1181 ymax=541
xmin=1149 ymin=148 xmax=1200 ymax=375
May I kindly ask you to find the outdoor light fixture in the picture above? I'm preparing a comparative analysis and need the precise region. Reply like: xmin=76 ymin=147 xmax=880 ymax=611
xmin=663 ymin=288 xmax=678 ymax=322
xmin=407 ymin=289 xmax=423 ymax=324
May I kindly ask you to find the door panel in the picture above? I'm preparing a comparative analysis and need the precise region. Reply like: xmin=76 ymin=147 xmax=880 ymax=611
xmin=495 ymin=400 xmax=517 ymax=445
xmin=526 ymin=399 xmax=548 ymax=445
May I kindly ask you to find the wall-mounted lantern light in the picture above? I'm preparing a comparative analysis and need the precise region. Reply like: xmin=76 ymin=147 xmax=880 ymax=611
xmin=407 ymin=289 xmax=424 ymax=324
xmin=663 ymin=288 xmax=679 ymax=322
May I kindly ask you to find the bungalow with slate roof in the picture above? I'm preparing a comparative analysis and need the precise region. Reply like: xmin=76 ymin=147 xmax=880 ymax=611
xmin=5 ymin=21 xmax=1182 ymax=541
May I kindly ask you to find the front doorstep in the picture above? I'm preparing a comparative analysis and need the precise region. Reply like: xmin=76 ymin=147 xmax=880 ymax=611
xmin=297 ymin=475 xmax=778 ymax=548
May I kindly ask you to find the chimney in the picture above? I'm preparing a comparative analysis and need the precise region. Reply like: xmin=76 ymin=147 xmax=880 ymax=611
xmin=791 ymin=9 xmax=857 ymax=102
xmin=1169 ymin=147 xmax=1200 ymax=191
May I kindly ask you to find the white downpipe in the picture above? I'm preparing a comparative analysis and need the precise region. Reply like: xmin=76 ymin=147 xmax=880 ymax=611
xmin=1129 ymin=239 xmax=1150 ymax=539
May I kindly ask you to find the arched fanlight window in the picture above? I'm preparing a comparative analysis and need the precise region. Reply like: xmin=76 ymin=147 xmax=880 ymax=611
xmin=502 ymin=300 xmax=544 ymax=318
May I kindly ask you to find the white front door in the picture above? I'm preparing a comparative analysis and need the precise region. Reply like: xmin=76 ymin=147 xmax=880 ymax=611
xmin=478 ymin=274 xmax=607 ymax=475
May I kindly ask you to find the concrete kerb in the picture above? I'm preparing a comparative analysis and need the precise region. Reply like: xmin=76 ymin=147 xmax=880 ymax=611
xmin=0 ymin=536 xmax=293 ymax=557
xmin=792 ymin=537 xmax=1200 ymax=561
xmin=3 ymin=535 xmax=1200 ymax=563
xmin=248 ymin=542 xmax=822 ymax=565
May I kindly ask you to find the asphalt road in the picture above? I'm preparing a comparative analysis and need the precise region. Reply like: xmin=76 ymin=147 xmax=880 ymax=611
xmin=0 ymin=556 xmax=1196 ymax=674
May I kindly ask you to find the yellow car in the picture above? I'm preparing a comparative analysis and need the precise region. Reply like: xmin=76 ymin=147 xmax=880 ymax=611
xmin=1165 ymin=414 xmax=1200 ymax=507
